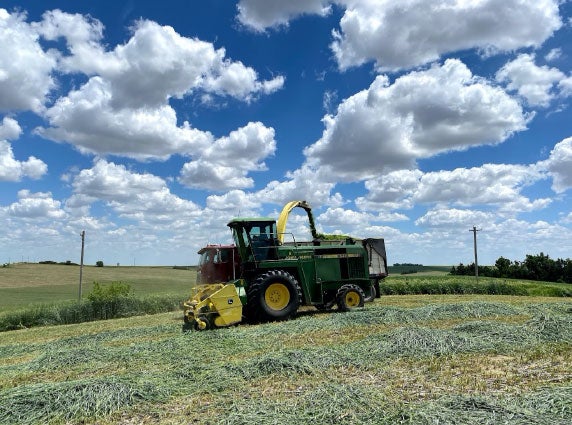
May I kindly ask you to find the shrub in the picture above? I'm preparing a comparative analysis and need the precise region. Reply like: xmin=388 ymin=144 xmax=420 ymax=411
xmin=96 ymin=260 xmax=104 ymax=267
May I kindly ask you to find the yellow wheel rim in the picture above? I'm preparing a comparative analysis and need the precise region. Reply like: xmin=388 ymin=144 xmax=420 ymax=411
xmin=265 ymin=283 xmax=290 ymax=311
xmin=344 ymin=291 xmax=360 ymax=308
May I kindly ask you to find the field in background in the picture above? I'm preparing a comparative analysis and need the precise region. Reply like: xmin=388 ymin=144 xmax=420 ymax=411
xmin=3 ymin=263 xmax=572 ymax=313
xmin=0 ymin=263 xmax=196 ymax=312
xmin=388 ymin=265 xmax=451 ymax=275
xmin=1 ymin=294 xmax=571 ymax=424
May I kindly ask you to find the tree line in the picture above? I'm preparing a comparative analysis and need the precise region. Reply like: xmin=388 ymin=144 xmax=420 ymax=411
xmin=450 ymin=252 xmax=572 ymax=283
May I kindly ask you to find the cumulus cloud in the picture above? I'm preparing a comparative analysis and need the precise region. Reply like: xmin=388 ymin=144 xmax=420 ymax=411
xmin=37 ymin=77 xmax=214 ymax=160
xmin=0 ymin=9 xmax=57 ymax=112
xmin=69 ymin=159 xmax=202 ymax=222
xmin=305 ymin=59 xmax=528 ymax=181
xmin=0 ymin=117 xmax=47 ymax=181
xmin=6 ymin=190 xmax=66 ymax=219
xmin=236 ymin=1 xmax=562 ymax=71
xmin=254 ymin=165 xmax=343 ymax=208
xmin=178 ymin=122 xmax=276 ymax=190
xmin=11 ymin=12 xmax=283 ymax=161
xmin=331 ymin=0 xmax=562 ymax=71
xmin=415 ymin=208 xmax=495 ymax=228
xmin=35 ymin=14 xmax=284 ymax=107
xmin=0 ymin=117 xmax=22 ymax=140
xmin=237 ymin=0 xmax=331 ymax=32
xmin=496 ymin=54 xmax=568 ymax=107
xmin=357 ymin=164 xmax=548 ymax=214
xmin=558 ymin=76 xmax=572 ymax=98
xmin=206 ymin=190 xmax=261 ymax=212
xmin=540 ymin=137 xmax=572 ymax=193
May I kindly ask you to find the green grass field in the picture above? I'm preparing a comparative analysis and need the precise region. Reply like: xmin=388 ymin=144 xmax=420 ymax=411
xmin=0 ymin=263 xmax=196 ymax=312
xmin=1 ymin=294 xmax=571 ymax=424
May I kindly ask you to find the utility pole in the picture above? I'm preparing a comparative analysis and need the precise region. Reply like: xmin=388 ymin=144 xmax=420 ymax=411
xmin=469 ymin=226 xmax=480 ymax=281
xmin=79 ymin=231 xmax=85 ymax=301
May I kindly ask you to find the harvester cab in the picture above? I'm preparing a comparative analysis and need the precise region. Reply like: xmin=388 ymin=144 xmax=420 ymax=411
xmin=228 ymin=219 xmax=280 ymax=263
xmin=196 ymin=245 xmax=239 ymax=284
xmin=183 ymin=201 xmax=388 ymax=331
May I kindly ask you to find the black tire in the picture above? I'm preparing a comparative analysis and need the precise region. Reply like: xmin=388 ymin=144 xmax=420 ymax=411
xmin=246 ymin=270 xmax=302 ymax=322
xmin=336 ymin=284 xmax=365 ymax=312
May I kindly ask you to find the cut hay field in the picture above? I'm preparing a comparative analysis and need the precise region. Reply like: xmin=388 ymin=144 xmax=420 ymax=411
xmin=0 ymin=263 xmax=196 ymax=312
xmin=1 ymin=295 xmax=571 ymax=424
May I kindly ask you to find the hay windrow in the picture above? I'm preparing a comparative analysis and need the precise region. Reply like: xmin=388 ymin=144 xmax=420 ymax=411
xmin=1 ymin=299 xmax=571 ymax=424
xmin=408 ymin=385 xmax=572 ymax=424
xmin=0 ymin=377 xmax=170 ymax=425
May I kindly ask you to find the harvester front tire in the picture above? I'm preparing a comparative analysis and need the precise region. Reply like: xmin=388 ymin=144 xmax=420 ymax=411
xmin=336 ymin=284 xmax=365 ymax=312
xmin=247 ymin=270 xmax=302 ymax=322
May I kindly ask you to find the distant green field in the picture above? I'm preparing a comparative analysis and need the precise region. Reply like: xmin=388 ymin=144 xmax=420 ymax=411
xmin=384 ymin=274 xmax=572 ymax=298
xmin=388 ymin=265 xmax=451 ymax=275
xmin=0 ymin=263 xmax=196 ymax=312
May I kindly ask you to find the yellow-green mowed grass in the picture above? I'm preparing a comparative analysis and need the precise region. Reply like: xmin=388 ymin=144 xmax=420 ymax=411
xmin=1 ymin=295 xmax=571 ymax=424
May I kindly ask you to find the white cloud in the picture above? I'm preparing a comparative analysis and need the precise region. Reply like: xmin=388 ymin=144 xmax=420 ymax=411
xmin=206 ymin=190 xmax=261 ymax=212
xmin=178 ymin=122 xmax=276 ymax=190
xmin=562 ymin=212 xmax=572 ymax=224
xmin=331 ymin=0 xmax=562 ymax=71
xmin=356 ymin=170 xmax=423 ymax=211
xmin=203 ymin=61 xmax=285 ymax=102
xmin=0 ymin=117 xmax=47 ymax=181
xmin=0 ymin=117 xmax=22 ymax=140
xmin=6 ymin=190 xmax=66 ymax=219
xmin=35 ymin=14 xmax=284 ymax=107
xmin=69 ymin=159 xmax=203 ymax=227
xmin=305 ymin=59 xmax=528 ymax=181
xmin=237 ymin=1 xmax=562 ymax=71
xmin=545 ymin=48 xmax=562 ymax=62
xmin=540 ymin=137 xmax=572 ymax=193
xmin=37 ymin=77 xmax=214 ymax=160
xmin=237 ymin=0 xmax=331 ymax=32
xmin=254 ymin=165 xmax=342 ymax=208
xmin=316 ymin=206 xmax=407 ymax=229
xmin=414 ymin=164 xmax=544 ymax=207
xmin=496 ymin=54 xmax=567 ymax=107
xmin=0 ymin=9 xmax=57 ymax=112
xmin=415 ymin=208 xmax=495 ymax=228
xmin=558 ymin=76 xmax=572 ymax=98
xmin=70 ymin=159 xmax=165 ymax=202
xmin=179 ymin=161 xmax=255 ymax=191
xmin=357 ymin=164 xmax=549 ymax=215
xmin=15 ymin=12 xmax=283 ymax=161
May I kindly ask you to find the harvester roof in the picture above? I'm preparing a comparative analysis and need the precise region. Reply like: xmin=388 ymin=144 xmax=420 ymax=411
xmin=227 ymin=217 xmax=275 ymax=227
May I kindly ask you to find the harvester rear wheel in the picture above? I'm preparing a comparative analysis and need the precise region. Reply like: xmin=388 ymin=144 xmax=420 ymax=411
xmin=246 ymin=270 xmax=302 ymax=322
xmin=336 ymin=284 xmax=365 ymax=312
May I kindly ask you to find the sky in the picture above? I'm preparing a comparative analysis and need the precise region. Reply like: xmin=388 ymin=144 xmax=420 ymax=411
xmin=1 ymin=0 xmax=571 ymax=267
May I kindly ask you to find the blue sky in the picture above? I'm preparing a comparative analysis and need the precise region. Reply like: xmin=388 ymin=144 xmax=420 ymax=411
xmin=1 ymin=0 xmax=571 ymax=266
